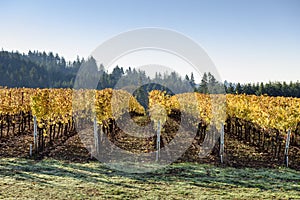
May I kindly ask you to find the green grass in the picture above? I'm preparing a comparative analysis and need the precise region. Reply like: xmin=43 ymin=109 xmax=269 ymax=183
xmin=0 ymin=158 xmax=299 ymax=199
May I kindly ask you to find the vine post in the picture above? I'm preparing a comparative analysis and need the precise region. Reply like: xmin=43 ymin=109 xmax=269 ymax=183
xmin=33 ymin=116 xmax=38 ymax=158
xmin=94 ymin=116 xmax=99 ymax=156
xmin=156 ymin=120 xmax=161 ymax=162
xmin=220 ymin=123 xmax=225 ymax=164
xmin=284 ymin=129 xmax=291 ymax=167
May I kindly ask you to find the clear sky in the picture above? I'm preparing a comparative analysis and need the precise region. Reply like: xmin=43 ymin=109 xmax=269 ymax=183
xmin=0 ymin=0 xmax=299 ymax=83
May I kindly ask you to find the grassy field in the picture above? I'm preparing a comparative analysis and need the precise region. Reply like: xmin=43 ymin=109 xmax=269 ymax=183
xmin=0 ymin=158 xmax=299 ymax=199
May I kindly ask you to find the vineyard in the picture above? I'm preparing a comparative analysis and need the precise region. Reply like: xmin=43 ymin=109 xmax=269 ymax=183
xmin=0 ymin=88 xmax=299 ymax=169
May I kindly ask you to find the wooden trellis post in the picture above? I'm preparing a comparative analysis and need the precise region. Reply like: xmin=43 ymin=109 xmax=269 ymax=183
xmin=220 ymin=123 xmax=225 ymax=164
xmin=156 ymin=120 xmax=161 ymax=162
xmin=94 ymin=116 xmax=99 ymax=155
xmin=33 ymin=116 xmax=38 ymax=157
xmin=284 ymin=129 xmax=291 ymax=167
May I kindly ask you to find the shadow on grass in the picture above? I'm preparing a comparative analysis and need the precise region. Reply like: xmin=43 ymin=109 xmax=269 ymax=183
xmin=0 ymin=158 xmax=299 ymax=192
xmin=0 ymin=158 xmax=140 ymax=189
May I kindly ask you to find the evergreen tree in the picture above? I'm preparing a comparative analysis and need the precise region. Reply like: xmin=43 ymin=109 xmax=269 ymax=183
xmin=199 ymin=72 xmax=208 ymax=94
xmin=189 ymin=72 xmax=196 ymax=89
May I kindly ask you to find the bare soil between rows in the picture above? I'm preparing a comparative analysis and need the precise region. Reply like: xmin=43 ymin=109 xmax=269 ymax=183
xmin=0 ymin=116 xmax=299 ymax=171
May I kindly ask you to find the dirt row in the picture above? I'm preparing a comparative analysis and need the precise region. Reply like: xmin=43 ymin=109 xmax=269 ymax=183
xmin=0 ymin=116 xmax=299 ymax=170
xmin=44 ymin=132 xmax=300 ymax=170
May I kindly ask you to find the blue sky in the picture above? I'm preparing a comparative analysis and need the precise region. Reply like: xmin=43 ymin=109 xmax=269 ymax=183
xmin=0 ymin=0 xmax=299 ymax=83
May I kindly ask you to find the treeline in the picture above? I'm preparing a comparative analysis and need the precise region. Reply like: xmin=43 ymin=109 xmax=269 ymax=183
xmin=223 ymin=80 xmax=300 ymax=98
xmin=0 ymin=50 xmax=191 ymax=93
xmin=193 ymin=72 xmax=300 ymax=97
xmin=0 ymin=50 xmax=300 ymax=98
xmin=0 ymin=50 xmax=80 ymax=88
